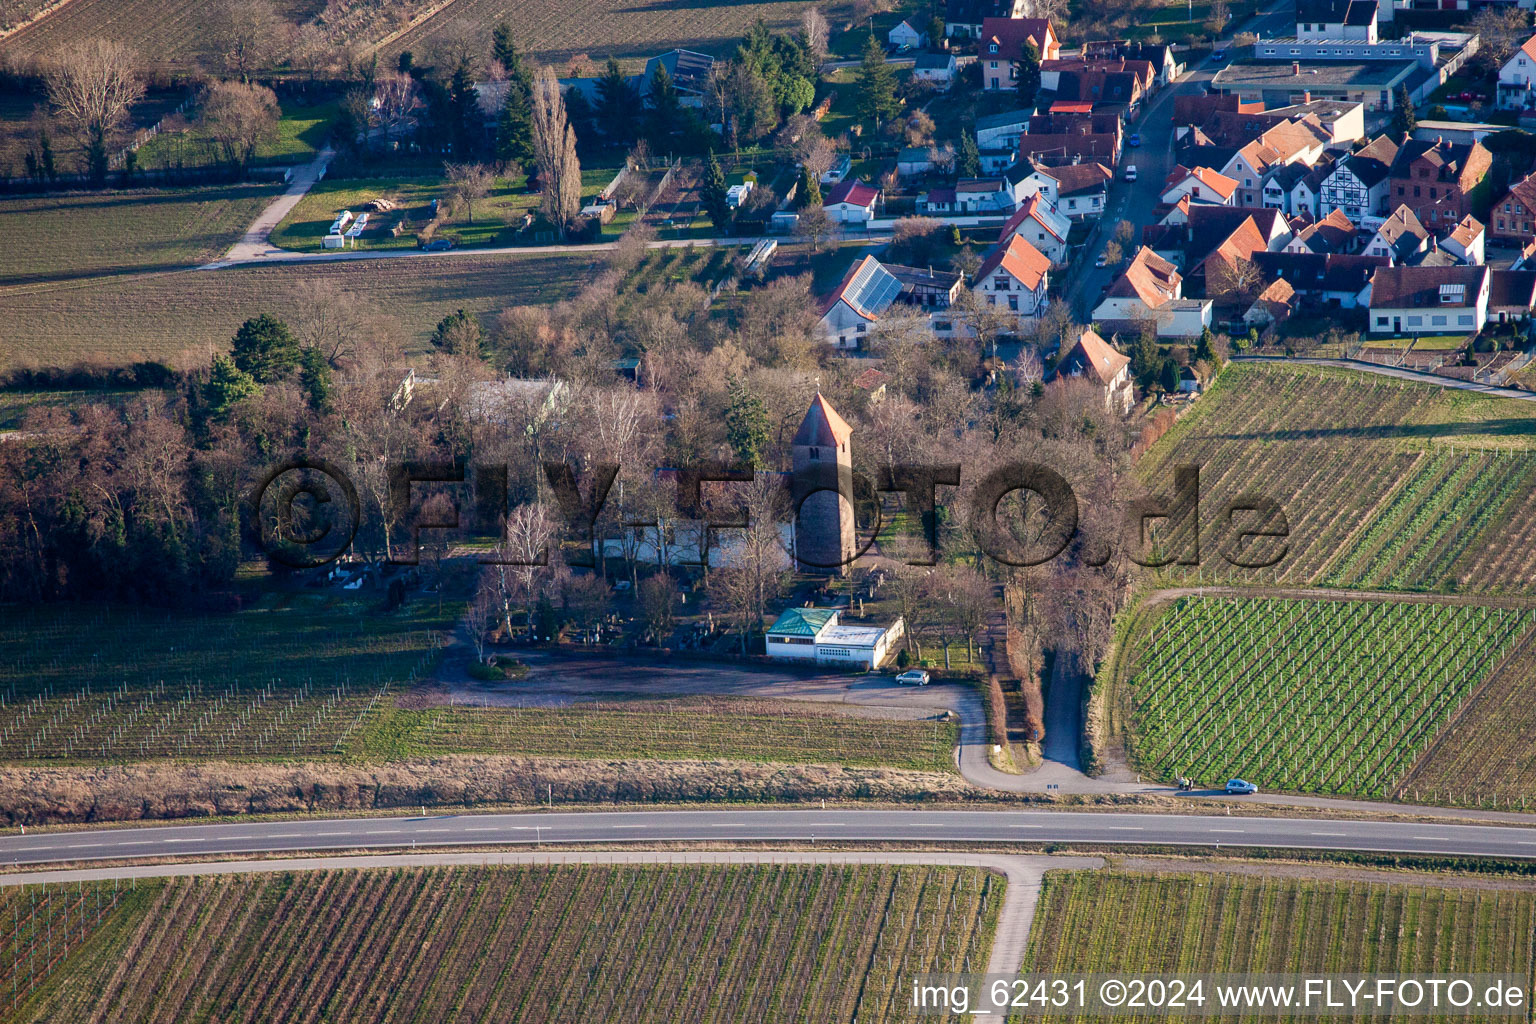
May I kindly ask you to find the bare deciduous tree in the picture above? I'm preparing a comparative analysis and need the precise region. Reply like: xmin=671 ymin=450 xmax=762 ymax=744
xmin=798 ymin=203 xmax=836 ymax=252
xmin=711 ymin=474 xmax=790 ymax=651
xmin=639 ymin=572 xmax=680 ymax=642
xmin=494 ymin=502 xmax=556 ymax=634
xmin=210 ymin=0 xmax=281 ymax=81
xmin=292 ymin=278 xmax=367 ymax=368
xmin=531 ymin=64 xmax=583 ymax=238
xmin=444 ymin=161 xmax=493 ymax=224
xmin=465 ymin=573 xmax=500 ymax=663
xmin=373 ymin=72 xmax=421 ymax=139
xmin=199 ymin=80 xmax=279 ymax=167
xmin=43 ymin=38 xmax=143 ymax=183
xmin=801 ymin=7 xmax=830 ymax=63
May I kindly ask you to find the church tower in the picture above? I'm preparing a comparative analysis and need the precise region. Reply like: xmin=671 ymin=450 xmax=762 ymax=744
xmin=791 ymin=393 xmax=857 ymax=575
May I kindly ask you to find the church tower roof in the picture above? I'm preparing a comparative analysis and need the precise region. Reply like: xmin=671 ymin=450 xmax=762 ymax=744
xmin=792 ymin=393 xmax=853 ymax=447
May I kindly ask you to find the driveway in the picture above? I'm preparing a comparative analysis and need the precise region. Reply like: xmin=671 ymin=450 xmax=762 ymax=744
xmin=202 ymin=147 xmax=334 ymax=268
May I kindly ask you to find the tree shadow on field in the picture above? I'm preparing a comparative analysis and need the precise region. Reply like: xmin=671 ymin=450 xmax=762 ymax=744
xmin=1205 ymin=418 xmax=1536 ymax=443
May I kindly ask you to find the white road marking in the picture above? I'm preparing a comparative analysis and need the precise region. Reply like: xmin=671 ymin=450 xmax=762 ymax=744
xmin=314 ymin=832 xmax=349 ymax=837
xmin=1310 ymin=832 xmax=1347 ymax=837
xmin=1109 ymin=827 xmax=1144 ymax=831
xmin=610 ymin=825 xmax=646 ymax=829
xmin=1008 ymin=825 xmax=1043 ymax=829
xmin=464 ymin=827 xmax=499 ymax=832
xmin=1208 ymin=829 xmax=1245 ymax=833
xmin=363 ymin=830 xmax=401 ymax=835
xmin=708 ymin=823 xmax=749 ymax=827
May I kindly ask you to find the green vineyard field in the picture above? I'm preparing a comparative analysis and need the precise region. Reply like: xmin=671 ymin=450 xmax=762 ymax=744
xmin=1120 ymin=596 xmax=1533 ymax=797
xmin=1137 ymin=363 xmax=1536 ymax=593
xmin=1023 ymin=870 xmax=1536 ymax=1023
xmin=1 ymin=863 xmax=1002 ymax=1023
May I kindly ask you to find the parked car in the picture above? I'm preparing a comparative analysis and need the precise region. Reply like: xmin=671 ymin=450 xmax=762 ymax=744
xmin=422 ymin=237 xmax=455 ymax=251
xmin=1225 ymin=778 xmax=1258 ymax=795
xmin=1095 ymin=251 xmax=1109 ymax=267
xmin=1211 ymin=49 xmax=1227 ymax=62
xmin=1123 ymin=165 xmax=1138 ymax=182
xmin=895 ymin=669 xmax=931 ymax=686
xmin=1128 ymin=132 xmax=1141 ymax=147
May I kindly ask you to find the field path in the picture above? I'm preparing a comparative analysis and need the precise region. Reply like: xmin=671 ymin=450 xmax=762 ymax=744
xmin=1235 ymin=355 xmax=1536 ymax=401
xmin=202 ymin=146 xmax=335 ymax=267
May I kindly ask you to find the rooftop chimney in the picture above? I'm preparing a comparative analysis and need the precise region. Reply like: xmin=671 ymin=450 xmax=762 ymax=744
xmin=1293 ymin=62 xmax=1301 ymax=76
xmin=1303 ymin=90 xmax=1311 ymax=103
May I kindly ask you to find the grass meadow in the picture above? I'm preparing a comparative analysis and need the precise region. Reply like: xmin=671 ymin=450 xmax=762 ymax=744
xmin=0 ymin=251 xmax=594 ymax=370
xmin=268 ymin=168 xmax=611 ymax=252
xmin=0 ymin=184 xmax=279 ymax=286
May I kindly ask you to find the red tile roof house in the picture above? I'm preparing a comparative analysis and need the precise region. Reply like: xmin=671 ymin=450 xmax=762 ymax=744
xmin=1092 ymin=247 xmax=1213 ymax=337
xmin=1160 ymin=165 xmax=1239 ymax=207
xmin=1492 ymin=171 xmax=1536 ymax=244
xmin=1386 ymin=137 xmax=1492 ymax=232
xmin=1056 ymin=327 xmax=1134 ymax=413
xmin=824 ymin=180 xmax=881 ymax=223
xmin=1366 ymin=264 xmax=1490 ymax=335
xmin=979 ymin=17 xmax=1060 ymax=91
xmin=971 ymin=235 xmax=1053 ymax=317
xmin=997 ymin=193 xmax=1072 ymax=264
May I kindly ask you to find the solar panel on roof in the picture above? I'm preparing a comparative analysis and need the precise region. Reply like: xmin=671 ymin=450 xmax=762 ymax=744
xmin=851 ymin=263 xmax=904 ymax=314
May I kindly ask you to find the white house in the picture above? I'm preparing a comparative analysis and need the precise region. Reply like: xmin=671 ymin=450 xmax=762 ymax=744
xmin=817 ymin=256 xmax=902 ymax=348
xmin=1296 ymin=0 xmax=1379 ymax=43
xmin=1218 ymin=121 xmax=1329 ymax=207
xmin=1056 ymin=327 xmax=1134 ymax=414
xmin=1362 ymin=204 xmax=1428 ymax=263
xmin=1367 ymin=264 xmax=1489 ymax=334
xmin=1498 ymin=35 xmax=1536 ymax=110
xmin=1263 ymin=158 xmax=1332 ymax=217
xmin=889 ymin=19 xmax=924 ymax=48
xmin=816 ymin=256 xmax=963 ymax=347
xmin=972 ymin=235 xmax=1052 ymax=317
xmin=1441 ymin=215 xmax=1485 ymax=265
xmin=1287 ymin=207 xmax=1357 ymax=255
xmin=997 ymin=194 xmax=1071 ymax=264
xmin=1039 ymin=163 xmax=1113 ymax=218
xmin=951 ymin=162 xmax=1036 ymax=213
xmin=1092 ymin=247 xmax=1213 ymax=337
xmin=1318 ymin=135 xmax=1398 ymax=224
xmin=913 ymin=52 xmax=958 ymax=86
xmin=975 ymin=109 xmax=1033 ymax=152
xmin=1160 ymin=165 xmax=1239 ymax=207
xmin=765 ymin=607 xmax=905 ymax=668
xmin=897 ymin=147 xmax=934 ymax=178
xmin=824 ymin=179 xmax=881 ymax=223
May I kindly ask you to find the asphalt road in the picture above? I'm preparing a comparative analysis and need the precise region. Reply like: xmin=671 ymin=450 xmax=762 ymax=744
xmin=3 ymin=808 xmax=1534 ymax=868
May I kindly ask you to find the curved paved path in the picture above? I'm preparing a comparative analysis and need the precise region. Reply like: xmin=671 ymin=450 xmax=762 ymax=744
xmin=1235 ymin=355 xmax=1536 ymax=400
